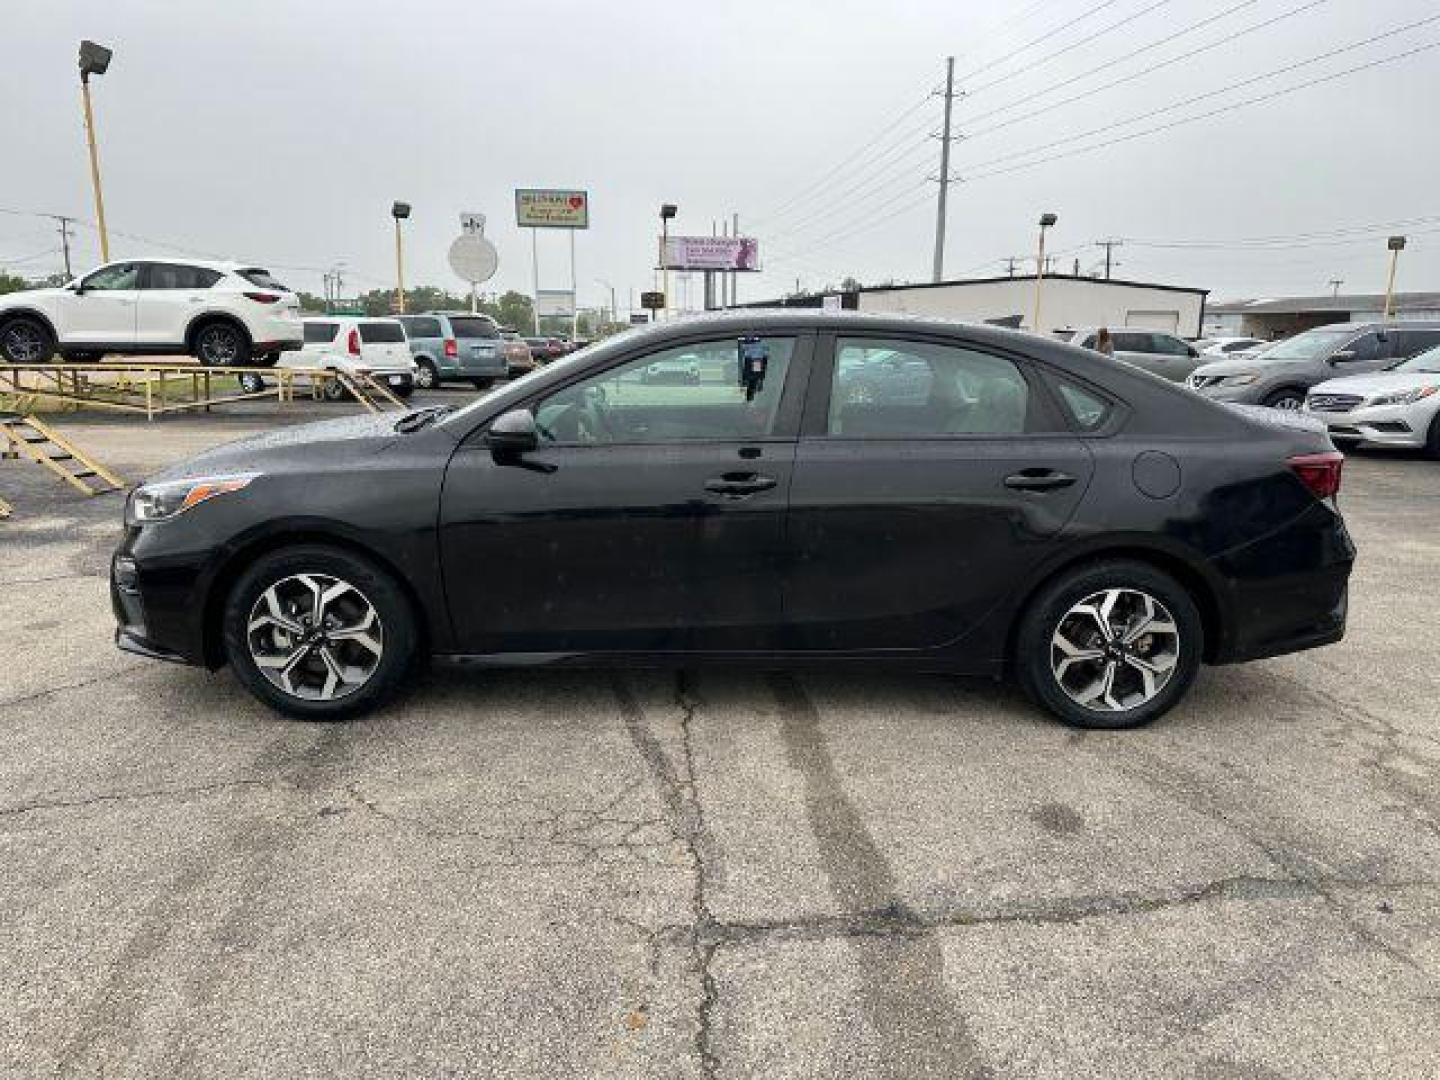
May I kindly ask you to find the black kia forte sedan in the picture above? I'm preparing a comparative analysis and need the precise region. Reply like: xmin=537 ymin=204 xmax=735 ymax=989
xmin=111 ymin=312 xmax=1354 ymax=729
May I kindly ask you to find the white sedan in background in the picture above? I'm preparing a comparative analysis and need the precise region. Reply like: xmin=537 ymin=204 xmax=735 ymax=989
xmin=239 ymin=316 xmax=417 ymax=399
xmin=1304 ymin=344 xmax=1440 ymax=457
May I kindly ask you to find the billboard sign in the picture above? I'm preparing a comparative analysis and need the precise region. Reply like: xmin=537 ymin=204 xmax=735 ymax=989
xmin=536 ymin=289 xmax=576 ymax=318
xmin=515 ymin=189 xmax=589 ymax=229
xmin=640 ymin=291 xmax=665 ymax=311
xmin=661 ymin=235 xmax=761 ymax=272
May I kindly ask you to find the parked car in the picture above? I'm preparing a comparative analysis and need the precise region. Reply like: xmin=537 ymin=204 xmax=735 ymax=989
xmin=640 ymin=353 xmax=701 ymax=384
xmin=1052 ymin=327 xmax=1204 ymax=382
xmin=238 ymin=317 xmax=416 ymax=399
xmin=112 ymin=311 xmax=1352 ymax=730
xmin=1197 ymin=336 xmax=1266 ymax=358
xmin=1303 ymin=342 xmax=1440 ymax=456
xmin=396 ymin=312 xmax=507 ymax=389
xmin=523 ymin=336 xmax=566 ymax=363
xmin=501 ymin=335 xmax=535 ymax=377
xmin=1188 ymin=321 xmax=1440 ymax=410
xmin=0 ymin=259 xmax=302 ymax=366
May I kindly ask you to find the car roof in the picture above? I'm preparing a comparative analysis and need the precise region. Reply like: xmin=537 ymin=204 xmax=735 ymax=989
xmin=301 ymin=315 xmax=402 ymax=324
xmin=1293 ymin=320 xmax=1440 ymax=333
xmin=422 ymin=310 xmax=497 ymax=319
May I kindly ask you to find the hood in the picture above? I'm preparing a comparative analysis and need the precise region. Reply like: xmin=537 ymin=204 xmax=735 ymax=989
xmin=1310 ymin=371 xmax=1440 ymax=398
xmin=148 ymin=412 xmax=411 ymax=483
xmin=0 ymin=285 xmax=65 ymax=309
xmin=1192 ymin=354 xmax=1306 ymax=378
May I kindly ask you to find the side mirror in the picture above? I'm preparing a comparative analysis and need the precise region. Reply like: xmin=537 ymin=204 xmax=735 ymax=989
xmin=486 ymin=408 xmax=539 ymax=457
xmin=1329 ymin=350 xmax=1356 ymax=364
xmin=69 ymin=282 xmax=86 ymax=294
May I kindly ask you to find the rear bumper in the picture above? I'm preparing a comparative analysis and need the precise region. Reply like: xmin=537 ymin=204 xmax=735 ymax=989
xmin=256 ymin=338 xmax=304 ymax=354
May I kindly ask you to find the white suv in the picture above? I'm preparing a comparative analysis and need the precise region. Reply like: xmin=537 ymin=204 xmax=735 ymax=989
xmin=238 ymin=317 xmax=417 ymax=399
xmin=0 ymin=259 xmax=303 ymax=367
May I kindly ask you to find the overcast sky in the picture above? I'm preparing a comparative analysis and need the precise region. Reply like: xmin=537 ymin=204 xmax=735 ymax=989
xmin=5 ymin=0 xmax=1439 ymax=310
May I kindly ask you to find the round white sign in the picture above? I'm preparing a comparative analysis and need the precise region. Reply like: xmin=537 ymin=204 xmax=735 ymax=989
xmin=448 ymin=233 xmax=499 ymax=284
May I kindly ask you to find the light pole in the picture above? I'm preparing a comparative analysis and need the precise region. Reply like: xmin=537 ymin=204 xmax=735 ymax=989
xmin=78 ymin=40 xmax=113 ymax=263
xmin=659 ymin=203 xmax=677 ymax=319
xmin=595 ymin=278 xmax=617 ymax=327
xmin=391 ymin=201 xmax=411 ymax=314
xmin=1033 ymin=212 xmax=1057 ymax=332
xmin=1384 ymin=236 xmax=1406 ymax=319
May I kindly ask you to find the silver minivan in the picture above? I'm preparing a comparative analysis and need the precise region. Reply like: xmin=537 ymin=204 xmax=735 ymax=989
xmin=1053 ymin=326 xmax=1204 ymax=383
xmin=397 ymin=311 xmax=508 ymax=390
xmin=1188 ymin=322 xmax=1440 ymax=410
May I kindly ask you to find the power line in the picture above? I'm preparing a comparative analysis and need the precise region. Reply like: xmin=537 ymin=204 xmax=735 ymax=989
xmin=956 ymin=0 xmax=1126 ymax=84
xmin=1120 ymin=213 xmax=1440 ymax=248
xmin=962 ymin=0 xmax=1325 ymax=142
xmin=957 ymin=18 xmax=1440 ymax=180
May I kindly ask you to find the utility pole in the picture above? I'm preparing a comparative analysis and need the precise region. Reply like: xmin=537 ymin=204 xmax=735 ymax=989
xmin=732 ymin=212 xmax=741 ymax=306
xmin=1384 ymin=236 xmax=1406 ymax=319
xmin=1097 ymin=239 xmax=1122 ymax=280
xmin=1004 ymin=256 xmax=1019 ymax=278
xmin=931 ymin=56 xmax=956 ymax=284
xmin=1328 ymin=278 xmax=1344 ymax=298
xmin=54 ymin=216 xmax=74 ymax=278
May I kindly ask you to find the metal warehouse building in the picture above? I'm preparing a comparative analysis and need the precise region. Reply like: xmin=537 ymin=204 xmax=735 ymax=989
xmin=749 ymin=273 xmax=1210 ymax=338
xmin=1206 ymin=291 xmax=1440 ymax=340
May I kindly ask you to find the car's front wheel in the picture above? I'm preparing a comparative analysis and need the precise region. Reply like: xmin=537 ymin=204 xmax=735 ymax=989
xmin=0 ymin=316 xmax=56 ymax=364
xmin=193 ymin=320 xmax=252 ymax=367
xmin=1263 ymin=388 xmax=1305 ymax=411
xmin=222 ymin=545 xmax=417 ymax=721
xmin=1014 ymin=560 xmax=1203 ymax=730
xmin=238 ymin=372 xmax=267 ymax=394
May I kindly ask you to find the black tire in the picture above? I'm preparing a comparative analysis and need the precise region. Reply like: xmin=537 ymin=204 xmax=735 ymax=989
xmin=222 ymin=545 xmax=417 ymax=721
xmin=258 ymin=352 xmax=280 ymax=369
xmin=414 ymin=359 xmax=439 ymax=390
xmin=0 ymin=316 xmax=56 ymax=364
xmin=392 ymin=383 xmax=415 ymax=400
xmin=238 ymin=372 xmax=267 ymax=395
xmin=471 ymin=377 xmax=494 ymax=390
xmin=1426 ymin=413 xmax=1440 ymax=461
xmin=1014 ymin=559 xmax=1204 ymax=730
xmin=322 ymin=375 xmax=350 ymax=402
xmin=192 ymin=320 xmax=252 ymax=367
xmin=1262 ymin=388 xmax=1305 ymax=411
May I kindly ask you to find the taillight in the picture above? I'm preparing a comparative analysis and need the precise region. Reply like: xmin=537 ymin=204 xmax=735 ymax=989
xmin=444 ymin=338 xmax=458 ymax=358
xmin=347 ymin=328 xmax=361 ymax=356
xmin=1289 ymin=451 xmax=1344 ymax=500
xmin=243 ymin=291 xmax=281 ymax=304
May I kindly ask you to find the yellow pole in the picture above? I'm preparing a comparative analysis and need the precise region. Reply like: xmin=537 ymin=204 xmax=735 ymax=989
xmin=1383 ymin=248 xmax=1401 ymax=319
xmin=1032 ymin=226 xmax=1048 ymax=331
xmin=80 ymin=75 xmax=110 ymax=262
xmin=661 ymin=219 xmax=670 ymax=321
xmin=394 ymin=218 xmax=406 ymax=314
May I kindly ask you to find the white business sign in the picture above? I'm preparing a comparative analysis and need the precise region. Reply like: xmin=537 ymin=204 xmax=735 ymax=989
xmin=515 ymin=189 xmax=590 ymax=229
xmin=661 ymin=235 xmax=761 ymax=271
xmin=535 ymin=289 xmax=575 ymax=318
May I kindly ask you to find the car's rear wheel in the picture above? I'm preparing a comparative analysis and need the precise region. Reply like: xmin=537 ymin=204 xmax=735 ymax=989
xmin=1263 ymin=388 xmax=1305 ymax=411
xmin=471 ymin=377 xmax=493 ymax=390
xmin=222 ymin=545 xmax=416 ymax=721
xmin=1015 ymin=560 xmax=1203 ymax=730
xmin=322 ymin=375 xmax=350 ymax=402
xmin=414 ymin=359 xmax=438 ymax=389
xmin=0 ymin=316 xmax=56 ymax=364
xmin=193 ymin=320 xmax=251 ymax=367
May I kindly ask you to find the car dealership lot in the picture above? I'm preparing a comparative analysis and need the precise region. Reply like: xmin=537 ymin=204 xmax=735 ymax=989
xmin=2 ymin=413 xmax=1438 ymax=1078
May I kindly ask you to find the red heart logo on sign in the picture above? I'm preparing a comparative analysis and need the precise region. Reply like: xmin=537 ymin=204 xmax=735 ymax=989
xmin=568 ymin=195 xmax=584 ymax=210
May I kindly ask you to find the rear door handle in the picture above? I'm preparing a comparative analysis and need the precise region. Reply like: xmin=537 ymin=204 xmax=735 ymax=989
xmin=1004 ymin=468 xmax=1076 ymax=492
xmin=704 ymin=472 xmax=778 ymax=498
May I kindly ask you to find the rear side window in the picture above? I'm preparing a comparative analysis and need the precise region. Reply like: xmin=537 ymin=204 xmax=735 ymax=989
xmin=1113 ymin=331 xmax=1150 ymax=352
xmin=144 ymin=263 xmax=223 ymax=290
xmin=1151 ymin=334 xmax=1193 ymax=356
xmin=401 ymin=317 xmax=442 ymax=338
xmin=358 ymin=321 xmax=406 ymax=343
xmin=828 ymin=338 xmax=1031 ymax=437
xmin=303 ymin=322 xmax=338 ymax=344
xmin=237 ymin=267 xmax=289 ymax=291
xmin=449 ymin=316 xmax=499 ymax=340
xmin=1052 ymin=379 xmax=1113 ymax=432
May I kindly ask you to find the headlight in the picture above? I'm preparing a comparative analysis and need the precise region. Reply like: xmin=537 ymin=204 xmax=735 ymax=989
xmin=1368 ymin=386 xmax=1439 ymax=408
xmin=1219 ymin=373 xmax=1259 ymax=387
xmin=126 ymin=473 xmax=259 ymax=525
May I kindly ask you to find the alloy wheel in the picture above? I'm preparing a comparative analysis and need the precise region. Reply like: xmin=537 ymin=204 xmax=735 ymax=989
xmin=246 ymin=573 xmax=384 ymax=702
xmin=198 ymin=325 xmax=241 ymax=364
xmin=415 ymin=363 xmax=436 ymax=389
xmin=3 ymin=323 xmax=47 ymax=363
xmin=1050 ymin=588 xmax=1180 ymax=713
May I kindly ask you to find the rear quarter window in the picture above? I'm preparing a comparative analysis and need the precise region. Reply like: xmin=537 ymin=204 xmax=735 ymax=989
xmin=449 ymin=317 xmax=499 ymax=340
xmin=303 ymin=322 xmax=338 ymax=344
xmin=1052 ymin=378 xmax=1114 ymax=432
xmin=237 ymin=268 xmax=289 ymax=291
xmin=358 ymin=321 xmax=406 ymax=343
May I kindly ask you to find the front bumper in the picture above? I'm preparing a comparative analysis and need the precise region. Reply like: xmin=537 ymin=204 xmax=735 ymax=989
xmin=1190 ymin=382 xmax=1263 ymax=404
xmin=111 ymin=542 xmax=210 ymax=668
xmin=1303 ymin=404 xmax=1427 ymax=448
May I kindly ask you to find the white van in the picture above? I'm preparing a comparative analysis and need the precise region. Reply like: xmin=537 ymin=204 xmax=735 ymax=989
xmin=238 ymin=317 xmax=417 ymax=398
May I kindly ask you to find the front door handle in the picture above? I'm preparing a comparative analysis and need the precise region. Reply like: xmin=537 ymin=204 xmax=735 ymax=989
xmin=704 ymin=472 xmax=778 ymax=498
xmin=1004 ymin=468 xmax=1076 ymax=492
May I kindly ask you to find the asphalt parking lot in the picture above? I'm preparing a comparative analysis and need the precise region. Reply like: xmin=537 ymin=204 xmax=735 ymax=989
xmin=2 ymin=402 xmax=1438 ymax=1079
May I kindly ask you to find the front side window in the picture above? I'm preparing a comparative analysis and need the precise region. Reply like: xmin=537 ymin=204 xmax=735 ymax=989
xmin=358 ymin=321 xmax=406 ymax=343
xmin=400 ymin=317 xmax=442 ymax=338
xmin=82 ymin=263 xmax=140 ymax=291
xmin=1152 ymin=333 xmax=1193 ymax=356
xmin=828 ymin=338 xmax=1030 ymax=436
xmin=534 ymin=338 xmax=794 ymax=445
xmin=1112 ymin=331 xmax=1150 ymax=353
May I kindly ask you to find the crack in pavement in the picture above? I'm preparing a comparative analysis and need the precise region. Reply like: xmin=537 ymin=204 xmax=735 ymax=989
xmin=0 ymin=777 xmax=271 ymax=819
xmin=0 ymin=664 xmax=149 ymax=711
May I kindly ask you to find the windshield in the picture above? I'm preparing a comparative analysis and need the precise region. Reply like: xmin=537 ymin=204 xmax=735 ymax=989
xmin=1248 ymin=328 xmax=1355 ymax=363
xmin=1392 ymin=344 xmax=1440 ymax=374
